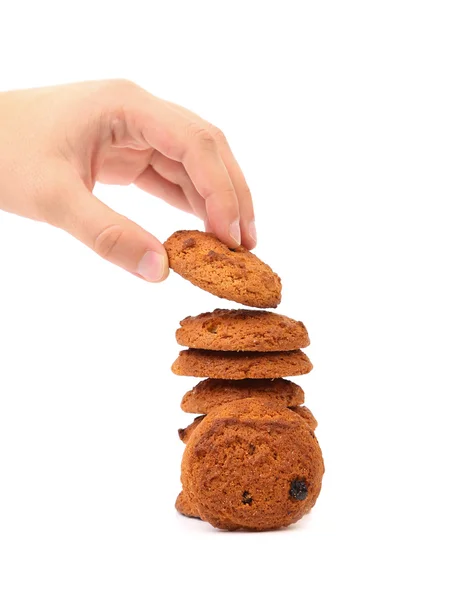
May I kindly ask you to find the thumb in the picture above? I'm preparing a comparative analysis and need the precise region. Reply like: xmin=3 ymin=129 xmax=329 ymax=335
xmin=55 ymin=179 xmax=169 ymax=282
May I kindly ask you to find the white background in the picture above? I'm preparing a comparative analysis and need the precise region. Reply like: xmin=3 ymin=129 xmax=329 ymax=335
xmin=1 ymin=1 xmax=456 ymax=598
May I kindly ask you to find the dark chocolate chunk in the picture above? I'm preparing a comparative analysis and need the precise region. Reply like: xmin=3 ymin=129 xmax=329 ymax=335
xmin=289 ymin=479 xmax=308 ymax=501
xmin=242 ymin=491 xmax=253 ymax=505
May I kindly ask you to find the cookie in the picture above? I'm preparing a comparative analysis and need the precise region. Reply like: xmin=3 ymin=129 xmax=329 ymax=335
xmin=176 ymin=309 xmax=309 ymax=352
xmin=181 ymin=378 xmax=304 ymax=414
xmin=172 ymin=349 xmax=313 ymax=380
xmin=164 ymin=230 xmax=281 ymax=308
xmin=181 ymin=398 xmax=324 ymax=531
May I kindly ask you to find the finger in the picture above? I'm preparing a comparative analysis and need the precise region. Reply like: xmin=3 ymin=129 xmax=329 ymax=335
xmin=207 ymin=127 xmax=256 ymax=249
xmin=116 ymin=85 xmax=241 ymax=247
xmin=135 ymin=166 xmax=195 ymax=215
xmin=183 ymin=145 xmax=241 ymax=248
xmin=48 ymin=174 xmax=169 ymax=282
xmin=166 ymin=102 xmax=256 ymax=248
xmin=149 ymin=153 xmax=207 ymax=221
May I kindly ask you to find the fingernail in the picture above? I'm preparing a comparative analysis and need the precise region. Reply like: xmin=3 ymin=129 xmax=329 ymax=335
xmin=229 ymin=220 xmax=241 ymax=246
xmin=249 ymin=220 xmax=257 ymax=245
xmin=137 ymin=251 xmax=166 ymax=282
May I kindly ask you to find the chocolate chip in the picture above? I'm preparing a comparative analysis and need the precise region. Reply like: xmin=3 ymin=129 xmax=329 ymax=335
xmin=242 ymin=491 xmax=253 ymax=505
xmin=207 ymin=250 xmax=219 ymax=260
xmin=182 ymin=238 xmax=196 ymax=249
xmin=206 ymin=250 xmax=237 ymax=266
xmin=289 ymin=479 xmax=308 ymax=501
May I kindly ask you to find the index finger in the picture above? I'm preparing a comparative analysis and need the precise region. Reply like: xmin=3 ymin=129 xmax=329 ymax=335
xmin=165 ymin=101 xmax=256 ymax=249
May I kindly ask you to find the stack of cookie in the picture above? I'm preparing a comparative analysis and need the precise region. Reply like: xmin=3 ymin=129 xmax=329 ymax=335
xmin=164 ymin=230 xmax=324 ymax=531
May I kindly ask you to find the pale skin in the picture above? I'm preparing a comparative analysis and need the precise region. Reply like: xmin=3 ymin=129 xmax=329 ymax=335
xmin=0 ymin=80 xmax=256 ymax=281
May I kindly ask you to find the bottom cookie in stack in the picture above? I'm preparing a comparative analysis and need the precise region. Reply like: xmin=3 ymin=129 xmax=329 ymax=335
xmin=176 ymin=397 xmax=323 ymax=531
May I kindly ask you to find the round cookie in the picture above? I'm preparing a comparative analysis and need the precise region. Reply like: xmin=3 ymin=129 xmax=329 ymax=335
xmin=172 ymin=349 xmax=313 ymax=380
xmin=164 ymin=230 xmax=281 ymax=308
xmin=181 ymin=378 xmax=304 ymax=414
xmin=176 ymin=309 xmax=309 ymax=352
xmin=181 ymin=398 xmax=324 ymax=531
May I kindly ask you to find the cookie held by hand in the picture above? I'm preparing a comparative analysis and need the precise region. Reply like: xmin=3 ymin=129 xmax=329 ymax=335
xmin=164 ymin=230 xmax=281 ymax=308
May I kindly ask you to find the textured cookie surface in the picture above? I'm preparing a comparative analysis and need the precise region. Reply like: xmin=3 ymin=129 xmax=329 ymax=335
xmin=181 ymin=398 xmax=324 ymax=531
xmin=176 ymin=309 xmax=309 ymax=352
xmin=164 ymin=230 xmax=281 ymax=308
xmin=172 ymin=349 xmax=313 ymax=380
xmin=181 ymin=378 xmax=304 ymax=413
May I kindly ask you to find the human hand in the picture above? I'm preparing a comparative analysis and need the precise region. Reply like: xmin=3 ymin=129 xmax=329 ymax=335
xmin=0 ymin=80 xmax=256 ymax=281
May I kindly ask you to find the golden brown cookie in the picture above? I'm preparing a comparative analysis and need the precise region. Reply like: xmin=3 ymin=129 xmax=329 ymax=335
xmin=172 ymin=349 xmax=313 ymax=380
xmin=181 ymin=378 xmax=304 ymax=414
xmin=178 ymin=406 xmax=318 ymax=442
xmin=176 ymin=404 xmax=319 ymax=525
xmin=164 ymin=230 xmax=281 ymax=308
xmin=181 ymin=398 xmax=324 ymax=531
xmin=176 ymin=309 xmax=309 ymax=352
